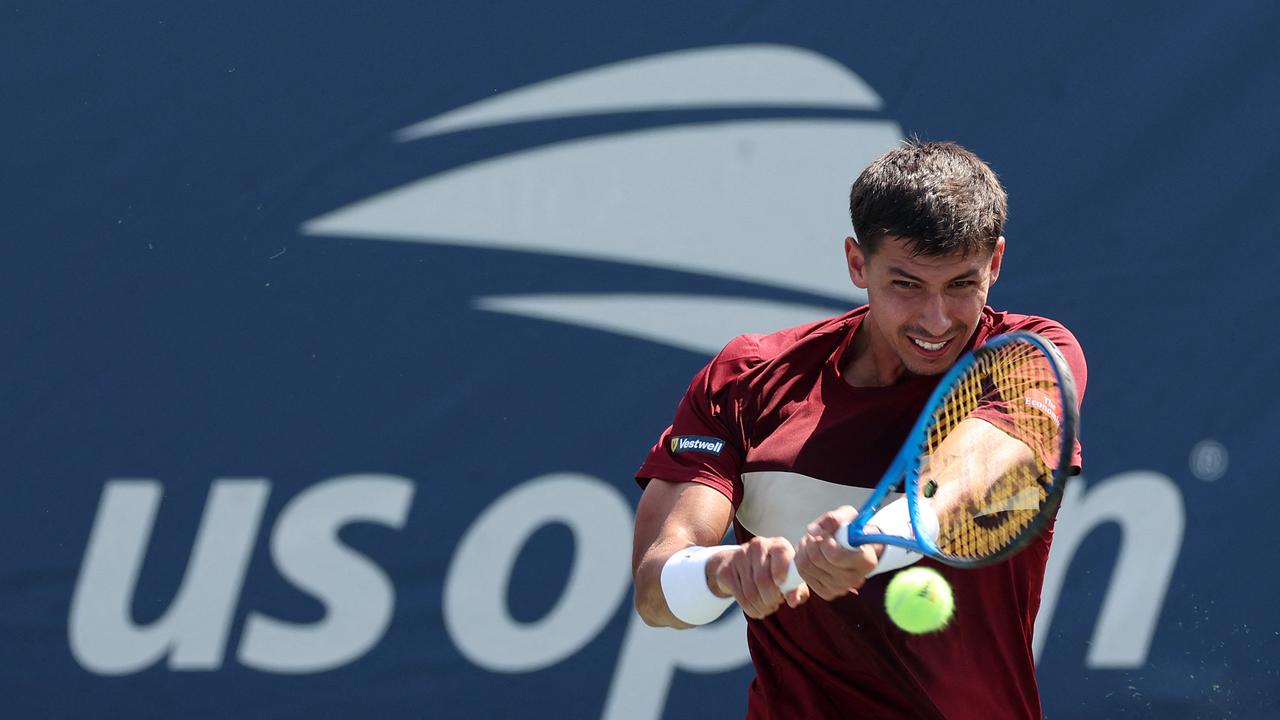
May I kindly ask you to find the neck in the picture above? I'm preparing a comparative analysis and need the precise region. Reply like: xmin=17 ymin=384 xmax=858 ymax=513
xmin=842 ymin=316 xmax=910 ymax=387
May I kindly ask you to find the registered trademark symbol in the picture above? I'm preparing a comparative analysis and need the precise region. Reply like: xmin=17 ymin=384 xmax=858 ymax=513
xmin=1189 ymin=439 xmax=1228 ymax=482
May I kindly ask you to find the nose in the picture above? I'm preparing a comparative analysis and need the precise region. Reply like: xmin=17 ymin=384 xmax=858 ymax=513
xmin=920 ymin=293 xmax=951 ymax=337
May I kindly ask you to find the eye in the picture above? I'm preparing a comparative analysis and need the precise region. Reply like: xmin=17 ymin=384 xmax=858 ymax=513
xmin=892 ymin=280 xmax=919 ymax=290
xmin=950 ymin=280 xmax=976 ymax=289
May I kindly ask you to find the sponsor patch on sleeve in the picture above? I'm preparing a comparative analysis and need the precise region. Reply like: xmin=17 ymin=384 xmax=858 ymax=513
xmin=1024 ymin=389 xmax=1062 ymax=428
xmin=669 ymin=435 xmax=727 ymax=456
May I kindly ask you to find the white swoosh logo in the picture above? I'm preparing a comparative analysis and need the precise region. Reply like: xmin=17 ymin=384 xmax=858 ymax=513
xmin=302 ymin=45 xmax=902 ymax=353
xmin=474 ymin=294 xmax=843 ymax=355
xmin=394 ymin=44 xmax=884 ymax=141
xmin=304 ymin=120 xmax=895 ymax=301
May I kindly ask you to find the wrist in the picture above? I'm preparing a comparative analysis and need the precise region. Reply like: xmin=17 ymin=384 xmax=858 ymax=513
xmin=662 ymin=545 xmax=739 ymax=625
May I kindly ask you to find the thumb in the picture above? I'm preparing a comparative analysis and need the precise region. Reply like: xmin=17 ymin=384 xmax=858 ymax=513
xmin=831 ymin=504 xmax=859 ymax=524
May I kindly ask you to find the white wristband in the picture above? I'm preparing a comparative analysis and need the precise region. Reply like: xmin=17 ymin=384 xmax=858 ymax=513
xmin=865 ymin=498 xmax=940 ymax=578
xmin=660 ymin=545 xmax=737 ymax=625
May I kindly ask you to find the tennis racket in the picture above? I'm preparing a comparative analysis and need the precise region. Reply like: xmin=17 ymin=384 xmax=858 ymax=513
xmin=781 ymin=330 xmax=1079 ymax=590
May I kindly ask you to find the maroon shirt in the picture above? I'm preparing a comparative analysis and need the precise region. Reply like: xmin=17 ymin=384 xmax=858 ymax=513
xmin=637 ymin=306 xmax=1087 ymax=720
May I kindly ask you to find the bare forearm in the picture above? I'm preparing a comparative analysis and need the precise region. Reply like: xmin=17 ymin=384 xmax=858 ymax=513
xmin=926 ymin=417 xmax=1035 ymax=513
xmin=634 ymin=540 xmax=707 ymax=628
xmin=631 ymin=480 xmax=735 ymax=628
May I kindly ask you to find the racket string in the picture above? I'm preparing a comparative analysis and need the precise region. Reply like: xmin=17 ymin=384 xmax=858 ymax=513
xmin=921 ymin=341 xmax=1064 ymax=563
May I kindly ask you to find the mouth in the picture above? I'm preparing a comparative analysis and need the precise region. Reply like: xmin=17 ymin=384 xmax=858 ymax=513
xmin=908 ymin=335 xmax=953 ymax=359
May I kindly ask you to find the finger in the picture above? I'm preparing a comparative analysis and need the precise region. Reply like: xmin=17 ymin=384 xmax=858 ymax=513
xmin=742 ymin=541 xmax=781 ymax=617
xmin=808 ymin=505 xmax=858 ymax=537
xmin=797 ymin=539 xmax=853 ymax=600
xmin=734 ymin=558 xmax=767 ymax=618
xmin=753 ymin=546 xmax=790 ymax=610
xmin=828 ymin=504 xmax=859 ymax=527
xmin=784 ymin=582 xmax=810 ymax=608
xmin=807 ymin=565 xmax=853 ymax=600
xmin=821 ymin=543 xmax=876 ymax=593
xmin=865 ymin=542 xmax=885 ymax=566
xmin=752 ymin=563 xmax=786 ymax=616
xmin=808 ymin=512 xmax=842 ymax=536
xmin=715 ymin=563 xmax=746 ymax=612
xmin=844 ymin=547 xmax=879 ymax=592
xmin=816 ymin=532 xmax=858 ymax=567
xmin=706 ymin=551 xmax=733 ymax=597
xmin=768 ymin=542 xmax=795 ymax=589
xmin=804 ymin=533 xmax=874 ymax=598
xmin=752 ymin=543 xmax=791 ymax=614
xmin=805 ymin=567 xmax=847 ymax=601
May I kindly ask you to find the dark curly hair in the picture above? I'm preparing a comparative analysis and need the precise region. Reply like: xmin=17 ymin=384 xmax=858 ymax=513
xmin=849 ymin=140 xmax=1007 ymax=257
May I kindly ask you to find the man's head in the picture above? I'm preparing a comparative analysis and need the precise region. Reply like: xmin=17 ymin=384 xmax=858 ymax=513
xmin=844 ymin=141 xmax=1008 ymax=378
xmin=849 ymin=140 xmax=1007 ymax=257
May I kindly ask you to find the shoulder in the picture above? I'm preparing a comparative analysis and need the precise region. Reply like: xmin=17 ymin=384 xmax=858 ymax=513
xmin=710 ymin=310 xmax=856 ymax=375
xmin=694 ymin=310 xmax=855 ymax=399
xmin=984 ymin=308 xmax=1088 ymax=388
xmin=986 ymin=309 xmax=1083 ymax=352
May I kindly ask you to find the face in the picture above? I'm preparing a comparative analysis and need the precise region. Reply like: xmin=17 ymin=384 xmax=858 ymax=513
xmin=846 ymin=235 xmax=1004 ymax=377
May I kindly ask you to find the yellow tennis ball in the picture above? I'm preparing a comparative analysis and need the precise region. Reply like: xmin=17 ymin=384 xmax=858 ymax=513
xmin=884 ymin=566 xmax=954 ymax=634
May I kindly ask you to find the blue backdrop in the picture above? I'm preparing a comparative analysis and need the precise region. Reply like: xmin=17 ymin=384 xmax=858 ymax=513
xmin=5 ymin=2 xmax=1278 ymax=717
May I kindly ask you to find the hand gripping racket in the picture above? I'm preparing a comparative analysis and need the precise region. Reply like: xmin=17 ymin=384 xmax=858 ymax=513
xmin=781 ymin=331 xmax=1079 ymax=590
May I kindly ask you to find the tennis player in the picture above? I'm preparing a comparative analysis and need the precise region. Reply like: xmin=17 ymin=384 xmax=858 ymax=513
xmin=632 ymin=141 xmax=1087 ymax=719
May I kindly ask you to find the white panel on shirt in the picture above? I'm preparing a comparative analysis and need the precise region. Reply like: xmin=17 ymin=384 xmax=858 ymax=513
xmin=737 ymin=471 xmax=903 ymax=544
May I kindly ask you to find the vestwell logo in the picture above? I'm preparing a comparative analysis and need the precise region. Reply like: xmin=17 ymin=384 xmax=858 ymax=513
xmin=669 ymin=435 xmax=727 ymax=456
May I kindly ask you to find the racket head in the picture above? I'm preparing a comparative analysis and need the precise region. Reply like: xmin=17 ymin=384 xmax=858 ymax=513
xmin=906 ymin=331 xmax=1078 ymax=566
xmin=844 ymin=331 xmax=1078 ymax=566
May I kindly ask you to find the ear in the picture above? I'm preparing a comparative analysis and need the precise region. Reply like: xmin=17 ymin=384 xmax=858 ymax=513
xmin=988 ymin=236 xmax=1006 ymax=286
xmin=845 ymin=237 xmax=870 ymax=289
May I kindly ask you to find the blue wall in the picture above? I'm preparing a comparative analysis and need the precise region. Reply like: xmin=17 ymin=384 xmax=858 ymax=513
xmin=4 ymin=2 xmax=1278 ymax=717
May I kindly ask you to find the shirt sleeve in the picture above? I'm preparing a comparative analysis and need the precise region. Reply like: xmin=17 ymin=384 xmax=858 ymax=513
xmin=635 ymin=334 xmax=760 ymax=506
xmin=996 ymin=319 xmax=1088 ymax=474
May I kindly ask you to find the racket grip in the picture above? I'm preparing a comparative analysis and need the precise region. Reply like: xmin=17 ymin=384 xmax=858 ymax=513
xmin=834 ymin=521 xmax=855 ymax=550
xmin=781 ymin=561 xmax=803 ymax=593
